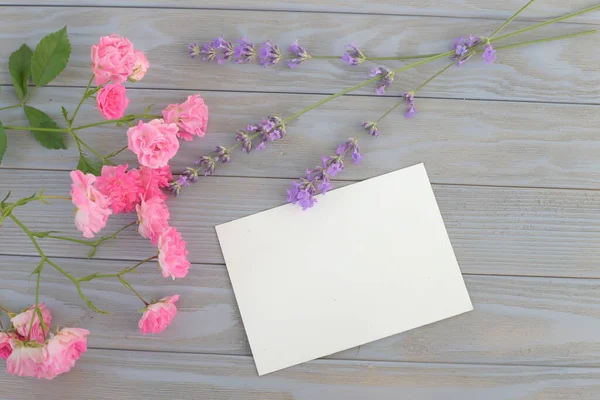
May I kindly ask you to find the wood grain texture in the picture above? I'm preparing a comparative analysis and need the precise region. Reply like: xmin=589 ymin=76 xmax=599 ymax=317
xmin=1 ymin=350 xmax=600 ymax=400
xmin=0 ymin=7 xmax=599 ymax=103
xmin=4 ymin=0 xmax=600 ymax=23
xmin=2 ymin=255 xmax=600 ymax=367
xmin=2 ymin=87 xmax=600 ymax=190
xmin=1 ymin=170 xmax=600 ymax=278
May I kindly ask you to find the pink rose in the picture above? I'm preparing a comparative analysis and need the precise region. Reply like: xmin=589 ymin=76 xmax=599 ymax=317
xmin=158 ymin=227 xmax=190 ymax=279
xmin=138 ymin=295 xmax=179 ymax=334
xmin=91 ymin=34 xmax=136 ymax=85
xmin=45 ymin=328 xmax=90 ymax=377
xmin=6 ymin=340 xmax=53 ymax=379
xmin=0 ymin=332 xmax=16 ymax=360
xmin=70 ymin=170 xmax=113 ymax=238
xmin=136 ymin=196 xmax=170 ymax=245
xmin=129 ymin=50 xmax=149 ymax=82
xmin=96 ymin=84 xmax=130 ymax=120
xmin=96 ymin=164 xmax=144 ymax=214
xmin=11 ymin=303 xmax=52 ymax=343
xmin=127 ymin=119 xmax=180 ymax=169
xmin=162 ymin=94 xmax=209 ymax=141
xmin=139 ymin=165 xmax=172 ymax=201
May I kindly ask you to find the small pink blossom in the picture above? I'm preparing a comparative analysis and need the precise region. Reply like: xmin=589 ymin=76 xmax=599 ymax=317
xmin=127 ymin=119 xmax=180 ymax=169
xmin=6 ymin=340 xmax=52 ymax=379
xmin=70 ymin=170 xmax=112 ymax=238
xmin=0 ymin=332 xmax=16 ymax=360
xmin=162 ymin=94 xmax=209 ymax=141
xmin=139 ymin=165 xmax=172 ymax=201
xmin=11 ymin=303 xmax=52 ymax=343
xmin=138 ymin=295 xmax=179 ymax=334
xmin=96 ymin=164 xmax=144 ymax=214
xmin=136 ymin=196 xmax=170 ymax=245
xmin=96 ymin=84 xmax=130 ymax=120
xmin=129 ymin=50 xmax=149 ymax=82
xmin=91 ymin=34 xmax=136 ymax=85
xmin=158 ymin=227 xmax=190 ymax=279
xmin=45 ymin=328 xmax=90 ymax=377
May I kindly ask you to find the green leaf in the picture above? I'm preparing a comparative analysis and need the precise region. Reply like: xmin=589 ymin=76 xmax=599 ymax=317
xmin=31 ymin=27 xmax=71 ymax=87
xmin=0 ymin=121 xmax=6 ymax=165
xmin=23 ymin=105 xmax=67 ymax=149
xmin=9 ymin=44 xmax=33 ymax=101
xmin=77 ymin=153 xmax=102 ymax=176
xmin=1 ymin=191 xmax=11 ymax=206
xmin=61 ymin=106 xmax=69 ymax=122
xmin=31 ymin=230 xmax=60 ymax=238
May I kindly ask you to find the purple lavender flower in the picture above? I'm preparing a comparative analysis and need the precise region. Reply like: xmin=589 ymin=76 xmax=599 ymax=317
xmin=451 ymin=35 xmax=483 ymax=66
xmin=403 ymin=92 xmax=417 ymax=119
xmin=335 ymin=137 xmax=361 ymax=164
xmin=168 ymin=181 xmax=183 ymax=197
xmin=181 ymin=167 xmax=199 ymax=183
xmin=214 ymin=37 xmax=235 ymax=64
xmin=200 ymin=40 xmax=219 ymax=62
xmin=233 ymin=38 xmax=256 ymax=63
xmin=236 ymin=130 xmax=253 ymax=153
xmin=342 ymin=43 xmax=365 ymax=66
xmin=215 ymin=145 xmax=231 ymax=163
xmin=370 ymin=67 xmax=395 ymax=95
xmin=288 ymin=40 xmax=310 ymax=68
xmin=482 ymin=43 xmax=496 ymax=64
xmin=248 ymin=115 xmax=287 ymax=150
xmin=362 ymin=121 xmax=379 ymax=137
xmin=259 ymin=41 xmax=281 ymax=67
xmin=194 ymin=155 xmax=216 ymax=176
xmin=188 ymin=43 xmax=201 ymax=59
xmin=287 ymin=180 xmax=318 ymax=210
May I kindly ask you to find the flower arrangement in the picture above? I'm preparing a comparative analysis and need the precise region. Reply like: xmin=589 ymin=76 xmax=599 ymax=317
xmin=179 ymin=1 xmax=599 ymax=209
xmin=0 ymin=30 xmax=208 ymax=379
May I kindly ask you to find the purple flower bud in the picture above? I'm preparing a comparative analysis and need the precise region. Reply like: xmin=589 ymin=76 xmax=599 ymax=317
xmin=451 ymin=35 xmax=482 ymax=66
xmin=362 ymin=121 xmax=379 ymax=137
xmin=168 ymin=181 xmax=182 ymax=197
xmin=214 ymin=37 xmax=234 ymax=63
xmin=482 ymin=43 xmax=496 ymax=64
xmin=215 ymin=145 xmax=231 ymax=163
xmin=236 ymin=130 xmax=253 ymax=153
xmin=188 ymin=43 xmax=201 ymax=59
xmin=370 ymin=66 xmax=395 ymax=95
xmin=259 ymin=41 xmax=281 ymax=67
xmin=342 ymin=43 xmax=365 ymax=66
xmin=403 ymin=92 xmax=418 ymax=119
xmin=288 ymin=40 xmax=310 ymax=68
xmin=200 ymin=41 xmax=219 ymax=62
xmin=196 ymin=155 xmax=216 ymax=176
xmin=177 ymin=175 xmax=191 ymax=187
xmin=234 ymin=38 xmax=256 ymax=63
xmin=181 ymin=167 xmax=199 ymax=183
xmin=287 ymin=179 xmax=318 ymax=210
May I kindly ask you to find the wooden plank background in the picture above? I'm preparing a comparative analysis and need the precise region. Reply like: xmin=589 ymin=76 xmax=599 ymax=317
xmin=1 ymin=0 xmax=600 ymax=398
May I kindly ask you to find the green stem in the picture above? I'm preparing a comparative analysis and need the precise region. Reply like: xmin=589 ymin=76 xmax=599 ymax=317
xmin=413 ymin=60 xmax=457 ymax=93
xmin=69 ymin=75 xmax=94 ymax=124
xmin=79 ymin=255 xmax=158 ymax=281
xmin=105 ymin=145 xmax=128 ymax=159
xmin=311 ymin=53 xmax=443 ymax=61
xmin=492 ymin=4 xmax=600 ymax=43
xmin=118 ymin=276 xmax=149 ymax=306
xmin=0 ymin=305 xmax=11 ymax=314
xmin=3 ymin=126 xmax=69 ymax=133
xmin=72 ymin=114 xmax=162 ymax=131
xmin=0 ymin=104 xmax=22 ymax=112
xmin=494 ymin=29 xmax=596 ymax=51
xmin=376 ymin=99 xmax=404 ymax=122
xmin=489 ymin=0 xmax=536 ymax=39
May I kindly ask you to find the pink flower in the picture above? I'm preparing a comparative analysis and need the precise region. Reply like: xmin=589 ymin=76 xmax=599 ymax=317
xmin=45 ymin=328 xmax=90 ymax=377
xmin=6 ymin=340 xmax=53 ymax=379
xmin=158 ymin=227 xmax=190 ymax=279
xmin=162 ymin=94 xmax=209 ymax=141
xmin=11 ymin=303 xmax=52 ymax=343
xmin=127 ymin=119 xmax=180 ymax=169
xmin=138 ymin=295 xmax=179 ymax=334
xmin=0 ymin=332 xmax=16 ymax=360
xmin=91 ymin=34 xmax=136 ymax=85
xmin=136 ymin=196 xmax=170 ymax=245
xmin=129 ymin=50 xmax=149 ymax=82
xmin=96 ymin=84 xmax=130 ymax=120
xmin=139 ymin=165 xmax=172 ymax=200
xmin=70 ymin=170 xmax=112 ymax=238
xmin=96 ymin=164 xmax=144 ymax=214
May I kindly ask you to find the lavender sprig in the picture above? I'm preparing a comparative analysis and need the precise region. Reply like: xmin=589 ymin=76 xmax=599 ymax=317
xmin=370 ymin=66 xmax=395 ymax=95
xmin=259 ymin=41 xmax=281 ymax=66
xmin=342 ymin=43 xmax=366 ymax=66
xmin=234 ymin=38 xmax=256 ymax=63
xmin=287 ymin=138 xmax=362 ymax=210
xmin=288 ymin=41 xmax=311 ymax=68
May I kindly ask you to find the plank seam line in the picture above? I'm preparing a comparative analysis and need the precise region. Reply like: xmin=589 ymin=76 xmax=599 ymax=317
xmin=0 ymin=4 xmax=597 ymax=26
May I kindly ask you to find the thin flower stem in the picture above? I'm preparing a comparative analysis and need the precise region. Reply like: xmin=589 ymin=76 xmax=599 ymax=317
xmin=118 ymin=276 xmax=149 ymax=306
xmin=72 ymin=114 xmax=162 ymax=131
xmin=0 ymin=104 xmax=22 ymax=112
xmin=69 ymin=75 xmax=94 ymax=124
xmin=311 ymin=53 xmax=443 ymax=61
xmin=376 ymin=100 xmax=404 ymax=123
xmin=0 ymin=305 xmax=11 ymax=314
xmin=489 ymin=0 xmax=536 ymax=39
xmin=105 ymin=145 xmax=128 ymax=159
xmin=3 ymin=126 xmax=69 ymax=133
xmin=491 ymin=4 xmax=600 ymax=43
xmin=494 ymin=29 xmax=596 ymax=51
xmin=413 ymin=60 xmax=457 ymax=93
xmin=79 ymin=255 xmax=158 ymax=281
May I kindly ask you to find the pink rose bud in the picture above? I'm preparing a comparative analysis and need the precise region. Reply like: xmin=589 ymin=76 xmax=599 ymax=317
xmin=129 ymin=50 xmax=149 ymax=82
xmin=91 ymin=34 xmax=136 ymax=85
xmin=162 ymin=94 xmax=209 ymax=141
xmin=127 ymin=119 xmax=180 ymax=169
xmin=157 ymin=227 xmax=190 ymax=279
xmin=45 ymin=328 xmax=90 ymax=377
xmin=96 ymin=84 xmax=130 ymax=120
xmin=70 ymin=170 xmax=113 ymax=238
xmin=0 ymin=332 xmax=17 ymax=360
xmin=136 ymin=196 xmax=170 ymax=245
xmin=10 ymin=303 xmax=52 ymax=343
xmin=138 ymin=295 xmax=180 ymax=334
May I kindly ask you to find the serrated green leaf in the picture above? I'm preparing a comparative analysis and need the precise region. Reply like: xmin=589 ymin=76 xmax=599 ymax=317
xmin=23 ymin=105 xmax=67 ymax=149
xmin=61 ymin=106 xmax=69 ymax=122
xmin=0 ymin=121 xmax=6 ymax=165
xmin=9 ymin=44 xmax=33 ymax=101
xmin=77 ymin=153 xmax=102 ymax=176
xmin=31 ymin=27 xmax=71 ymax=87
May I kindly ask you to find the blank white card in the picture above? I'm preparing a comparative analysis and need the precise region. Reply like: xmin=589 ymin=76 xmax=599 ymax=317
xmin=216 ymin=163 xmax=473 ymax=375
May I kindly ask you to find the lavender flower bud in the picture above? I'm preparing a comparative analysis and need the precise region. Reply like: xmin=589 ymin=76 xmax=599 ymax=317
xmin=370 ymin=66 xmax=395 ymax=95
xmin=214 ymin=37 xmax=234 ymax=63
xmin=196 ymin=155 xmax=216 ymax=176
xmin=362 ymin=121 xmax=379 ymax=137
xmin=403 ymin=92 xmax=417 ymax=119
xmin=236 ymin=130 xmax=253 ymax=153
xmin=342 ymin=43 xmax=365 ymax=66
xmin=288 ymin=40 xmax=310 ymax=69
xmin=200 ymin=40 xmax=218 ymax=62
xmin=188 ymin=43 xmax=201 ymax=59
xmin=482 ymin=42 xmax=496 ymax=64
xmin=259 ymin=41 xmax=281 ymax=67
xmin=451 ymin=35 xmax=482 ymax=66
xmin=181 ymin=167 xmax=200 ymax=183
xmin=234 ymin=38 xmax=256 ymax=63
xmin=215 ymin=145 xmax=231 ymax=163
xmin=168 ymin=181 xmax=182 ymax=197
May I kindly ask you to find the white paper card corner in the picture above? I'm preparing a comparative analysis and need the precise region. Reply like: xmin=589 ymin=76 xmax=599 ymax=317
xmin=216 ymin=163 xmax=473 ymax=375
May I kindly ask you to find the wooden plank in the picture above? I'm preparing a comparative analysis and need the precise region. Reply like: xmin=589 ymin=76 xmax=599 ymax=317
xmin=2 ymin=87 xmax=600 ymax=190
xmin=2 ymin=255 xmax=600 ymax=366
xmin=4 ymin=0 xmax=600 ymax=24
xmin=1 ymin=350 xmax=600 ymax=399
xmin=1 ymin=171 xmax=600 ymax=278
xmin=0 ymin=8 xmax=599 ymax=103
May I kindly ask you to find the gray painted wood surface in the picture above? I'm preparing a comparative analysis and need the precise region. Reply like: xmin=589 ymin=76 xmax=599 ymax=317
xmin=1 ymin=1 xmax=600 ymax=398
